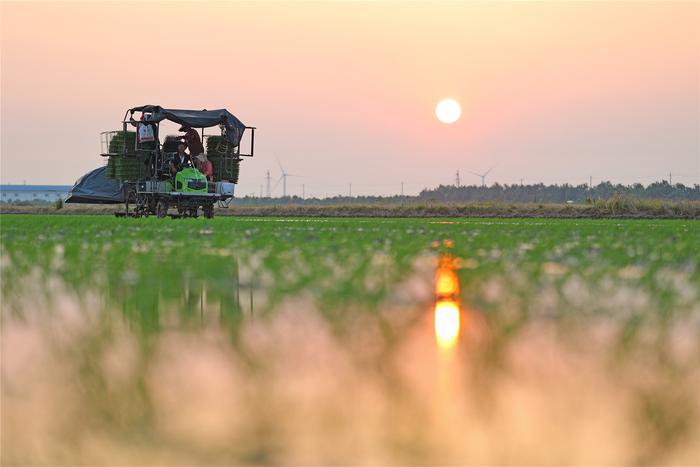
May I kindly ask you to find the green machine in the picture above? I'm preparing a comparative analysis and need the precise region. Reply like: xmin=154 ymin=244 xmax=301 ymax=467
xmin=93 ymin=105 xmax=256 ymax=218
xmin=174 ymin=167 xmax=208 ymax=193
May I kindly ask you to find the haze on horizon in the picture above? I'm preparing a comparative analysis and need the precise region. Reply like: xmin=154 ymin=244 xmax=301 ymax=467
xmin=1 ymin=1 xmax=698 ymax=197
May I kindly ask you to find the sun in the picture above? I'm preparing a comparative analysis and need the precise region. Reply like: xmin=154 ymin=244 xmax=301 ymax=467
xmin=435 ymin=98 xmax=461 ymax=124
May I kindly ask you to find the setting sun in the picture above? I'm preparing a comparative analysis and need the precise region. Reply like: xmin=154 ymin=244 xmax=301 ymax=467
xmin=435 ymin=98 xmax=461 ymax=124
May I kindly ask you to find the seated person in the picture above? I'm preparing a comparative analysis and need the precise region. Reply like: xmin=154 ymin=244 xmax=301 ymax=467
xmin=195 ymin=154 xmax=213 ymax=181
xmin=169 ymin=142 xmax=192 ymax=175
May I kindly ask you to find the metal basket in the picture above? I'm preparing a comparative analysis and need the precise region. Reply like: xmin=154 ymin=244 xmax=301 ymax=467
xmin=100 ymin=130 xmax=137 ymax=156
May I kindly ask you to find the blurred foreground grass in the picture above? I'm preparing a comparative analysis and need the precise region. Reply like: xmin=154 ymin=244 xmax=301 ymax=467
xmin=1 ymin=215 xmax=699 ymax=465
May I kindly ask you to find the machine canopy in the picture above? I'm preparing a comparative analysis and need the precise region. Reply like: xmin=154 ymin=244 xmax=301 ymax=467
xmin=65 ymin=166 xmax=125 ymax=204
xmin=130 ymin=105 xmax=246 ymax=147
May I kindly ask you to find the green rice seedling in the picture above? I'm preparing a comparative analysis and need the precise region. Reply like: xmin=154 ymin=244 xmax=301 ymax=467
xmin=106 ymin=156 xmax=116 ymax=178
xmin=113 ymin=154 xmax=149 ymax=181
xmin=1 ymin=215 xmax=699 ymax=465
xmin=208 ymin=154 xmax=241 ymax=182
xmin=206 ymin=135 xmax=236 ymax=155
xmin=108 ymin=130 xmax=137 ymax=155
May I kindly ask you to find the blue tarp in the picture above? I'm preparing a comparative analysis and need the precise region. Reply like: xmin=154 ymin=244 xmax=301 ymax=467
xmin=65 ymin=166 xmax=125 ymax=204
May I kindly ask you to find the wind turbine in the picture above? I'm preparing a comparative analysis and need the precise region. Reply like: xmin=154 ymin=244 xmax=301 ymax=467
xmin=274 ymin=160 xmax=300 ymax=197
xmin=469 ymin=165 xmax=496 ymax=188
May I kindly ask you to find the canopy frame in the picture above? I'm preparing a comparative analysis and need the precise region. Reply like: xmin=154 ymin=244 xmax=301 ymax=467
xmin=123 ymin=105 xmax=255 ymax=158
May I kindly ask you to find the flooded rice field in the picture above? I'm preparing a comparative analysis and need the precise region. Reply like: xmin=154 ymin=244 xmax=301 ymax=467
xmin=2 ymin=215 xmax=699 ymax=465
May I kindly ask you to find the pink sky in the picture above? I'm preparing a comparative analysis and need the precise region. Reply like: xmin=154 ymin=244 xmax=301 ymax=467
xmin=2 ymin=1 xmax=698 ymax=196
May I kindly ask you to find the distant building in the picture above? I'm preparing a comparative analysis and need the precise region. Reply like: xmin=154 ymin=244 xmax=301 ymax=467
xmin=0 ymin=185 xmax=72 ymax=203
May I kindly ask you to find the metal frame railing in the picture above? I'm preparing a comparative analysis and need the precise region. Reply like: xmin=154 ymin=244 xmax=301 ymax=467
xmin=100 ymin=110 xmax=255 ymax=184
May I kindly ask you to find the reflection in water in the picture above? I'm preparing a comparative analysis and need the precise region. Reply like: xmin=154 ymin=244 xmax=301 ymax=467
xmin=435 ymin=264 xmax=459 ymax=297
xmin=434 ymin=253 xmax=461 ymax=349
xmin=434 ymin=300 xmax=460 ymax=349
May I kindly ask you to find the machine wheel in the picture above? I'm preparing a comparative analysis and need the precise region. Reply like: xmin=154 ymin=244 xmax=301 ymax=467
xmin=203 ymin=205 xmax=214 ymax=219
xmin=148 ymin=198 xmax=157 ymax=216
xmin=156 ymin=200 xmax=168 ymax=218
xmin=188 ymin=208 xmax=199 ymax=218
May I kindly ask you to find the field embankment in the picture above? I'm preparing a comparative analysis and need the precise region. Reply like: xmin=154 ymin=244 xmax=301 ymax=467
xmin=2 ymin=197 xmax=700 ymax=219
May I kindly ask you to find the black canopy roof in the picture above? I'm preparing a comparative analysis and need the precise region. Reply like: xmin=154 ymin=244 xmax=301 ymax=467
xmin=129 ymin=105 xmax=246 ymax=146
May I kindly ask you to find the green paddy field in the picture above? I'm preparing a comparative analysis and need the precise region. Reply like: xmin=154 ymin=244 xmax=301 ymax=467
xmin=2 ymin=215 xmax=699 ymax=465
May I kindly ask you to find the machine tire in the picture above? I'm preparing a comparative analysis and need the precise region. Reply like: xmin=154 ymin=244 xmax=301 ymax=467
xmin=148 ymin=198 xmax=157 ymax=216
xmin=203 ymin=205 xmax=214 ymax=219
xmin=156 ymin=200 xmax=168 ymax=218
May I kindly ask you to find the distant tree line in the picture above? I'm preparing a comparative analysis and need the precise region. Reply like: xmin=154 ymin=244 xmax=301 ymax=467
xmin=418 ymin=180 xmax=700 ymax=203
xmin=233 ymin=180 xmax=700 ymax=205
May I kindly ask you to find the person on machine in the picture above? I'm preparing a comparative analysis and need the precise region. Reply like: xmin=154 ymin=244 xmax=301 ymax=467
xmin=195 ymin=154 xmax=213 ymax=181
xmin=170 ymin=142 xmax=192 ymax=175
xmin=178 ymin=125 xmax=205 ymax=158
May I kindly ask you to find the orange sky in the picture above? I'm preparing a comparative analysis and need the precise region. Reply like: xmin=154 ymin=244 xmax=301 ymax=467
xmin=2 ymin=1 xmax=698 ymax=196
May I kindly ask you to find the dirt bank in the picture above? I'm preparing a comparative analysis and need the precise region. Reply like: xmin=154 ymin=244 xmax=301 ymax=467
xmin=2 ymin=199 xmax=699 ymax=219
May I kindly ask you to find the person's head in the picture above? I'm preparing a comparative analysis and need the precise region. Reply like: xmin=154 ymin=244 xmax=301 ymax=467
xmin=177 ymin=142 xmax=187 ymax=154
xmin=179 ymin=125 xmax=191 ymax=133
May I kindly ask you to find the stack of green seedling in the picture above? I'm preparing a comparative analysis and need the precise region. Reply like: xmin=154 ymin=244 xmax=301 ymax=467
xmin=106 ymin=156 xmax=116 ymax=179
xmin=114 ymin=154 xmax=148 ymax=181
xmin=205 ymin=135 xmax=241 ymax=183
xmin=108 ymin=131 xmax=137 ymax=155
xmin=206 ymin=135 xmax=237 ymax=155
xmin=207 ymin=155 xmax=240 ymax=183
xmin=106 ymin=130 xmax=154 ymax=180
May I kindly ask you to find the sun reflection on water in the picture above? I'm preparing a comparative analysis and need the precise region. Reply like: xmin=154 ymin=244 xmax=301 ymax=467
xmin=434 ymin=299 xmax=460 ymax=348
xmin=434 ymin=253 xmax=462 ymax=349
xmin=435 ymin=265 xmax=460 ymax=297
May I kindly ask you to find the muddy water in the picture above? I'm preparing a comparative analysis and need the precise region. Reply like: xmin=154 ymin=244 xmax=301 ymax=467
xmin=2 ymin=222 xmax=700 ymax=465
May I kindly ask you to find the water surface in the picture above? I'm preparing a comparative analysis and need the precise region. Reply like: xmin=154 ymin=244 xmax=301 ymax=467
xmin=2 ymin=216 xmax=699 ymax=465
